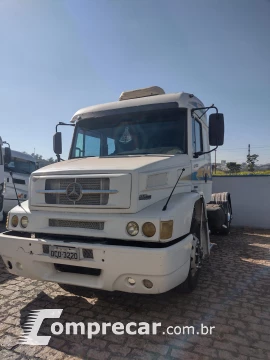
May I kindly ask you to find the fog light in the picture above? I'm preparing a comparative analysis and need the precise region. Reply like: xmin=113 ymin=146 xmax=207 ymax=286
xmin=127 ymin=277 xmax=136 ymax=286
xmin=143 ymin=279 xmax=153 ymax=289
xmin=142 ymin=222 xmax=156 ymax=237
xmin=11 ymin=215 xmax=19 ymax=227
xmin=126 ymin=222 xmax=139 ymax=236
xmin=21 ymin=216 xmax=29 ymax=228
xmin=160 ymin=220 xmax=173 ymax=240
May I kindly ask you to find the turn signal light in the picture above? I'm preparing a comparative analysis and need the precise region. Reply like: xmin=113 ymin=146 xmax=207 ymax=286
xmin=160 ymin=220 xmax=173 ymax=240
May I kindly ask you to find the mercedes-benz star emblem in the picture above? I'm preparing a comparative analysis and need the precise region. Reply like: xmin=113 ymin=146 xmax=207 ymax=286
xmin=66 ymin=182 xmax=83 ymax=202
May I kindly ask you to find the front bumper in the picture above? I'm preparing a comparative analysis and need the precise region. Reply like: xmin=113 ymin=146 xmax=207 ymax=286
xmin=0 ymin=231 xmax=192 ymax=294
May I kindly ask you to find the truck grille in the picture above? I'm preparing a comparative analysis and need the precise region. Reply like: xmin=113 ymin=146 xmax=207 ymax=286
xmin=49 ymin=219 xmax=104 ymax=230
xmin=45 ymin=178 xmax=110 ymax=205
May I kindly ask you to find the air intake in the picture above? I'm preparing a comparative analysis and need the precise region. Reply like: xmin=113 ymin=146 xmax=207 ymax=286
xmin=49 ymin=219 xmax=104 ymax=230
xmin=119 ymin=86 xmax=165 ymax=101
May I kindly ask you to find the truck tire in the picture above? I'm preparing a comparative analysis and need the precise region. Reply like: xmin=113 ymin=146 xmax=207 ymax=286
xmin=208 ymin=192 xmax=232 ymax=235
xmin=176 ymin=234 xmax=200 ymax=293
xmin=221 ymin=215 xmax=231 ymax=235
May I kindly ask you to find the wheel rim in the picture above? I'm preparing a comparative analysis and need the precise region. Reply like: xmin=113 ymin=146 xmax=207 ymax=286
xmin=190 ymin=235 xmax=200 ymax=277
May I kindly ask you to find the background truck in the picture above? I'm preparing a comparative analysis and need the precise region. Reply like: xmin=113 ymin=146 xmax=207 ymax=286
xmin=3 ymin=149 xmax=37 ymax=216
xmin=0 ymin=86 xmax=232 ymax=294
xmin=0 ymin=138 xmax=11 ymax=222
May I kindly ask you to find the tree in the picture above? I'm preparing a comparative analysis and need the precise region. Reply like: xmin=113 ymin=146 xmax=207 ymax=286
xmin=246 ymin=154 xmax=259 ymax=172
xmin=22 ymin=152 xmax=57 ymax=168
xmin=227 ymin=162 xmax=241 ymax=174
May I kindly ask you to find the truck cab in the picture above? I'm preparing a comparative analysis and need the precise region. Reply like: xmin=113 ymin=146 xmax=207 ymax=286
xmin=0 ymin=87 xmax=228 ymax=294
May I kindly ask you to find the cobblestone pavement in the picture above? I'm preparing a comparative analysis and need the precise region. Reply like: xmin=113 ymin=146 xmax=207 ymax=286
xmin=0 ymin=223 xmax=269 ymax=360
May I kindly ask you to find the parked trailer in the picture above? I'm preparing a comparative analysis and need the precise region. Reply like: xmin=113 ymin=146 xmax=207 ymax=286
xmin=0 ymin=86 xmax=232 ymax=294
xmin=0 ymin=138 xmax=11 ymax=222
xmin=0 ymin=138 xmax=4 ymax=222
xmin=3 ymin=149 xmax=37 ymax=216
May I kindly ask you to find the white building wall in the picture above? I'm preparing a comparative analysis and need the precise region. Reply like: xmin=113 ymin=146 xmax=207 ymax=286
xmin=212 ymin=176 xmax=270 ymax=229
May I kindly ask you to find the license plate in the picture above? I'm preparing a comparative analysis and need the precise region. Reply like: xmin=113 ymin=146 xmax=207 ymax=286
xmin=49 ymin=246 xmax=80 ymax=261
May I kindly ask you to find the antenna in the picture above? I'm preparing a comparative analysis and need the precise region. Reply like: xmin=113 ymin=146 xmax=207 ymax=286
xmin=9 ymin=171 xmax=27 ymax=213
xmin=162 ymin=168 xmax=185 ymax=211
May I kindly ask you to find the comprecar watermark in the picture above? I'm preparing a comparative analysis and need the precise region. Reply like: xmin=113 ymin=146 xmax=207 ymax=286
xmin=19 ymin=309 xmax=215 ymax=345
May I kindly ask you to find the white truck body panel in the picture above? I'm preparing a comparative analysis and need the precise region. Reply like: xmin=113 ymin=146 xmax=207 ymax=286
xmin=0 ymin=229 xmax=192 ymax=294
xmin=3 ymin=149 xmax=36 ymax=214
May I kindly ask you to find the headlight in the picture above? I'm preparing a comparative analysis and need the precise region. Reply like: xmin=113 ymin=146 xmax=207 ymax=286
xmin=160 ymin=220 xmax=173 ymax=240
xmin=11 ymin=215 xmax=19 ymax=227
xmin=126 ymin=221 xmax=139 ymax=236
xmin=21 ymin=216 xmax=29 ymax=228
xmin=142 ymin=222 xmax=156 ymax=237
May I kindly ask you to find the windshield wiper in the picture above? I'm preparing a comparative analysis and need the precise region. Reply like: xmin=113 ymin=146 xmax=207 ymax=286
xmin=70 ymin=156 xmax=96 ymax=159
xmin=17 ymin=170 xmax=31 ymax=174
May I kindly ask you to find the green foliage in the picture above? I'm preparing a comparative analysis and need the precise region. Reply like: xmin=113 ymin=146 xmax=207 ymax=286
xmin=214 ymin=169 xmax=270 ymax=176
xmin=23 ymin=152 xmax=57 ymax=168
xmin=246 ymin=154 xmax=259 ymax=172
xmin=226 ymin=162 xmax=241 ymax=174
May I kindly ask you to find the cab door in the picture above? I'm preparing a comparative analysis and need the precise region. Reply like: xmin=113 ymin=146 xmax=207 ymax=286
xmin=191 ymin=117 xmax=209 ymax=196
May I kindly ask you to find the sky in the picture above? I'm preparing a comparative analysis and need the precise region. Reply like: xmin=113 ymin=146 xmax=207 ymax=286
xmin=0 ymin=0 xmax=269 ymax=164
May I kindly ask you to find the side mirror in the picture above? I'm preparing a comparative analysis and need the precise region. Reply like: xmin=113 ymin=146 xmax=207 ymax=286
xmin=53 ymin=132 xmax=62 ymax=155
xmin=4 ymin=147 xmax=12 ymax=164
xmin=209 ymin=113 xmax=224 ymax=146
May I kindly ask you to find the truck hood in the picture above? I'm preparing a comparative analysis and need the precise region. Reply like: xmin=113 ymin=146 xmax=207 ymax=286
xmin=34 ymin=155 xmax=181 ymax=175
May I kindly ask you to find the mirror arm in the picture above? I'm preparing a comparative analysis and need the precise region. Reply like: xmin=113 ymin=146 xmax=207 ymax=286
xmin=55 ymin=122 xmax=75 ymax=132
xmin=2 ymin=141 xmax=10 ymax=148
xmin=54 ymin=122 xmax=75 ymax=162
xmin=191 ymin=105 xmax=218 ymax=119
xmin=194 ymin=146 xmax=218 ymax=158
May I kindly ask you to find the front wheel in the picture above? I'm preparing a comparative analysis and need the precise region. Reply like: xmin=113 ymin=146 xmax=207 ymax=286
xmin=176 ymin=235 xmax=201 ymax=293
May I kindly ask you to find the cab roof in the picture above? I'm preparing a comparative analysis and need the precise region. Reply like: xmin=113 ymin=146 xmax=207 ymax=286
xmin=71 ymin=91 xmax=206 ymax=123
xmin=4 ymin=148 xmax=36 ymax=162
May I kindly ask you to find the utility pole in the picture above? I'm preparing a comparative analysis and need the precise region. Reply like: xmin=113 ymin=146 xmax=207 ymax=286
xmin=215 ymin=149 xmax=217 ymax=174
xmin=248 ymin=144 xmax=250 ymax=156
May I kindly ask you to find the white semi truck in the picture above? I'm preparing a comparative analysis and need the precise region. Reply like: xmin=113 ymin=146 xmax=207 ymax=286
xmin=3 ymin=149 xmax=37 ymax=216
xmin=0 ymin=87 xmax=232 ymax=294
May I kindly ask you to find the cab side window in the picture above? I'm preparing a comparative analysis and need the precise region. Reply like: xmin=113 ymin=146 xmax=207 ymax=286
xmin=192 ymin=118 xmax=203 ymax=153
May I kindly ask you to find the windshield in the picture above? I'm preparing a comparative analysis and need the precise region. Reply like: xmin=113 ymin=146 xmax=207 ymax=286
xmin=4 ymin=157 xmax=36 ymax=175
xmin=70 ymin=108 xmax=187 ymax=158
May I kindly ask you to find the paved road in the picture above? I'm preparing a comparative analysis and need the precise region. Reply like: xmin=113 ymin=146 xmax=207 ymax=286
xmin=0 ymin=223 xmax=270 ymax=360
